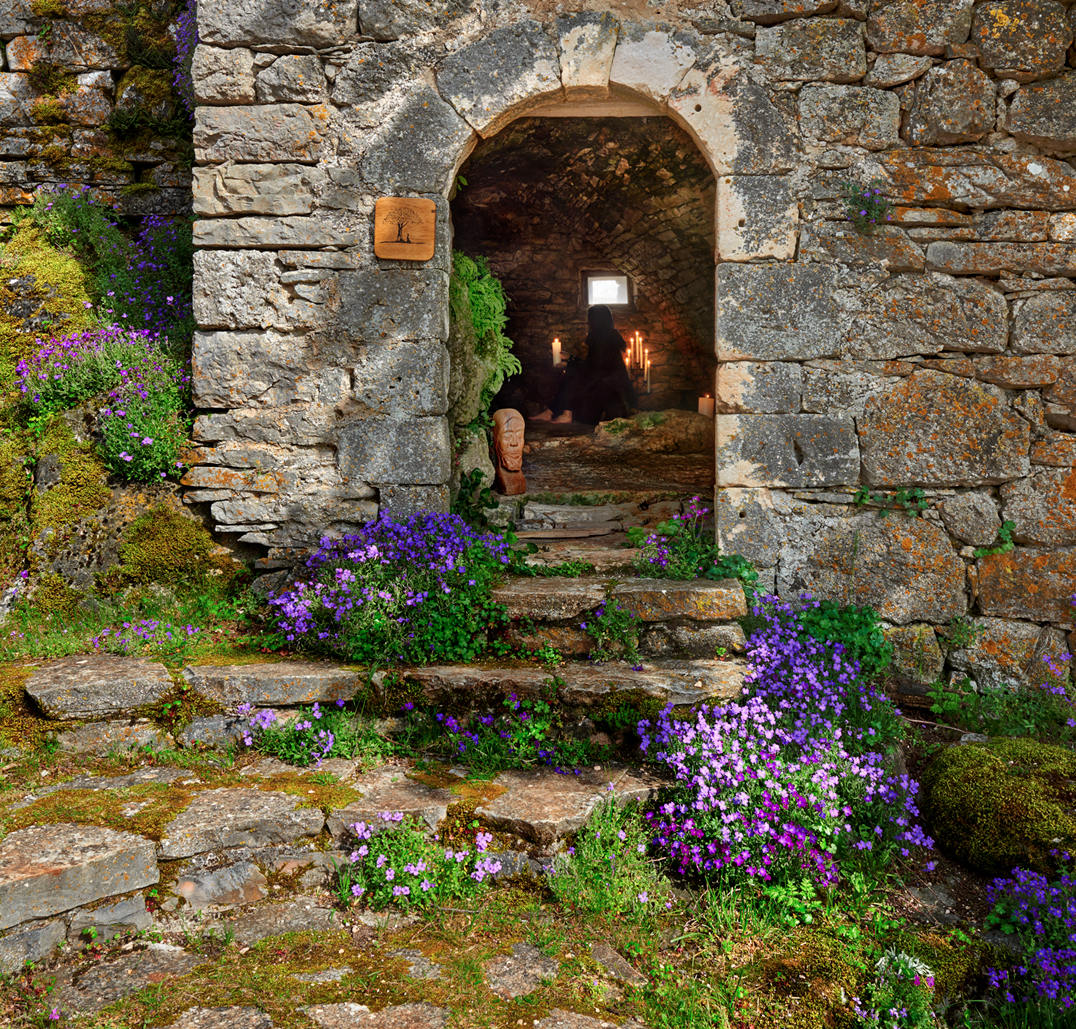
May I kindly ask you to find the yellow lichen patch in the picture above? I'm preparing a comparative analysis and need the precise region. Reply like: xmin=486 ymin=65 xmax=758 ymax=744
xmin=0 ymin=664 xmax=53 ymax=750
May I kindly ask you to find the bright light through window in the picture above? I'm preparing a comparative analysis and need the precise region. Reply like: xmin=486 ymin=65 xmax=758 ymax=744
xmin=587 ymin=274 xmax=629 ymax=306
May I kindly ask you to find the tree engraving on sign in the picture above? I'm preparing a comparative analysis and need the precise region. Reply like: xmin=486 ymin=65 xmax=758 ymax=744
xmin=374 ymin=197 xmax=437 ymax=261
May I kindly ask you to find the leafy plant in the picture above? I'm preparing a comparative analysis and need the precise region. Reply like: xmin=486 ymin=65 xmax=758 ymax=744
xmin=581 ymin=591 xmax=640 ymax=664
xmin=841 ymin=179 xmax=893 ymax=235
xmin=237 ymin=699 xmax=390 ymax=767
xmin=451 ymin=466 xmax=500 ymax=530
xmin=974 ymin=520 xmax=1016 ymax=559
xmin=853 ymin=486 xmax=929 ymax=518
xmin=854 ymin=948 xmax=938 ymax=1029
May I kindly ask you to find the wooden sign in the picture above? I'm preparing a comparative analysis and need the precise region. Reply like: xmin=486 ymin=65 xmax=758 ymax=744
xmin=374 ymin=196 xmax=437 ymax=261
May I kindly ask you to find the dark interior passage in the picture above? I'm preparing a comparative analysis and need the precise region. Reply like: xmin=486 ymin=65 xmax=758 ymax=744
xmin=451 ymin=117 xmax=717 ymax=419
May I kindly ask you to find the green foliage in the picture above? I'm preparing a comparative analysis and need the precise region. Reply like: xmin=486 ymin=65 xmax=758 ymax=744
xmin=582 ymin=591 xmax=641 ymax=664
xmin=938 ymin=616 xmax=984 ymax=653
xmin=523 ymin=559 xmax=597 ymax=578
xmin=98 ymin=369 xmax=191 ymax=483
xmin=791 ymin=598 xmax=892 ymax=680
xmin=249 ymin=702 xmax=389 ymax=768
xmin=856 ymin=949 xmax=938 ymax=1029
xmin=449 ymin=251 xmax=521 ymax=411
xmin=853 ymin=486 xmax=929 ymax=518
xmin=841 ymin=179 xmax=893 ymax=235
xmin=927 ymin=677 xmax=1076 ymax=743
xmin=450 ymin=466 xmax=500 ymax=530
xmin=973 ymin=519 xmax=1016 ymax=559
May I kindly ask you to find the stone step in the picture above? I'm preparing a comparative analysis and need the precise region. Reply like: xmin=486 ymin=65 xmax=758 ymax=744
xmin=26 ymin=656 xmax=174 ymax=720
xmin=515 ymin=524 xmax=622 ymax=538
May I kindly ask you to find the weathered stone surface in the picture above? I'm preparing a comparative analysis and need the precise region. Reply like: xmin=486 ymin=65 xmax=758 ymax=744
xmin=1000 ymin=468 xmax=1076 ymax=546
xmin=194 ymin=251 xmax=325 ymax=332
xmin=787 ymin=515 xmax=966 ymax=624
xmin=975 ymin=355 xmax=1061 ymax=389
xmin=68 ymin=896 xmax=153 ymax=941
xmin=612 ymin=578 xmax=748 ymax=622
xmin=194 ymin=105 xmax=330 ymax=164
xmin=972 ymin=0 xmax=1072 ymax=83
xmin=484 ymin=943 xmax=560 ymax=1000
xmin=192 ymin=46 xmax=256 ymax=104
xmin=948 ymin=618 xmax=1068 ymax=692
xmin=55 ymin=720 xmax=170 ymax=756
xmin=801 ymin=363 xmax=891 ymax=417
xmin=378 ymin=484 xmax=449 ymax=519
xmin=717 ymin=360 xmax=802 ymax=414
xmin=884 ymin=623 xmax=945 ymax=683
xmin=0 ymin=0 xmax=39 ymax=38
xmin=940 ymin=492 xmax=1001 ymax=546
xmin=492 ymin=577 xmax=606 ymax=620
xmin=26 ymin=656 xmax=172 ymax=720
xmin=803 ymin=224 xmax=925 ymax=272
xmin=1050 ymin=361 xmax=1076 ymax=412
xmin=230 ymin=895 xmax=337 ymax=944
xmin=0 ymin=825 xmax=158 ymax=931
xmin=878 ymin=149 xmax=1076 ymax=211
xmin=535 ymin=1014 xmax=624 ymax=1029
xmin=330 ymin=42 xmax=422 ymax=113
xmin=351 ymin=341 xmax=450 ymax=417
xmin=337 ymin=416 xmax=452 ymax=485
xmin=183 ymin=662 xmax=362 ymax=709
xmin=609 ymin=22 xmax=696 ymax=105
xmin=863 ymin=53 xmax=933 ymax=87
xmin=1051 ymin=214 xmax=1076 ymax=243
xmin=0 ymin=920 xmax=66 ymax=974
xmin=1032 ymin=437 xmax=1076 ymax=467
xmin=975 ymin=210 xmax=1050 ymax=242
xmin=0 ymin=73 xmax=35 ymax=127
xmin=591 ymin=942 xmax=648 ymax=985
xmin=194 ymin=216 xmax=356 ymax=249
xmin=978 ymin=548 xmax=1076 ymax=622
xmin=403 ymin=660 xmax=747 ymax=710
xmin=716 ymin=414 xmax=860 ymax=488
xmin=669 ymin=63 xmax=800 ymax=175
xmin=1008 ymin=78 xmax=1076 ymax=153
xmin=360 ymin=0 xmax=468 ymax=40
xmin=10 ymin=23 xmax=117 ymax=70
xmin=640 ymin=622 xmax=747 ymax=659
xmin=905 ymin=61 xmax=995 ymax=145
xmin=867 ymin=0 xmax=975 ymax=56
xmin=338 ymin=268 xmax=449 ymax=343
xmin=159 ymin=1010 xmax=275 ymax=1029
xmin=716 ymin=174 xmax=797 ymax=261
xmin=306 ymin=1002 xmax=448 ymax=1029
xmin=326 ymin=768 xmax=455 ymax=839
xmin=56 ymin=946 xmax=205 ymax=1014
xmin=799 ymin=83 xmax=900 ymax=149
xmin=731 ymin=0 xmax=835 ymax=23
xmin=756 ymin=19 xmax=866 ymax=82
xmin=438 ymin=21 xmax=560 ymax=136
xmin=927 ymin=242 xmax=1076 ymax=277
xmin=176 ymin=861 xmax=267 ymax=911
xmin=860 ymin=371 xmax=1030 ymax=486
xmin=1013 ymin=293 xmax=1076 ymax=355
xmin=199 ymin=0 xmax=357 ymax=48
xmin=557 ymin=11 xmax=618 ymax=98
xmin=158 ymin=790 xmax=325 ymax=860
xmin=716 ymin=264 xmax=839 ymax=361
xmin=256 ymin=55 xmax=327 ymax=104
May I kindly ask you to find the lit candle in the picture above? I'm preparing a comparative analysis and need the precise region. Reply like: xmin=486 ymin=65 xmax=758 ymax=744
xmin=552 ymin=337 xmax=561 ymax=366
xmin=698 ymin=394 xmax=715 ymax=418
xmin=646 ymin=358 xmax=651 ymax=393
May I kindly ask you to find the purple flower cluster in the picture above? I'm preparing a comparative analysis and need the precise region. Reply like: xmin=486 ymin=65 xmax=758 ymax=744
xmin=173 ymin=0 xmax=199 ymax=117
xmin=91 ymin=619 xmax=202 ymax=656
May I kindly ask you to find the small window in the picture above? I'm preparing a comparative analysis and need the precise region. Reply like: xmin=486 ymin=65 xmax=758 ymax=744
xmin=586 ymin=273 xmax=630 ymax=306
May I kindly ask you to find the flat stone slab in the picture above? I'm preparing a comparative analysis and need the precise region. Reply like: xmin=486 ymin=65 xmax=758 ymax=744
xmin=183 ymin=662 xmax=364 ymax=709
xmin=403 ymin=659 xmax=747 ymax=709
xmin=537 ymin=1013 xmax=640 ymax=1029
xmin=10 ymin=766 xmax=192 ymax=810
xmin=475 ymin=766 xmax=664 ymax=847
xmin=228 ymin=895 xmax=338 ymax=944
xmin=484 ymin=941 xmax=559 ymax=999
xmin=305 ymin=1003 xmax=449 ymax=1028
xmin=176 ymin=860 xmax=268 ymax=911
xmin=591 ymin=942 xmax=648 ymax=985
xmin=326 ymin=767 xmax=456 ymax=841
xmin=55 ymin=944 xmax=204 ymax=1013
xmin=0 ymin=824 xmax=158 ymax=930
xmin=26 ymin=656 xmax=173 ymax=720
xmin=161 ymin=1010 xmax=276 ymax=1029
xmin=389 ymin=948 xmax=442 ymax=980
xmin=69 ymin=895 xmax=153 ymax=941
xmin=158 ymin=788 xmax=325 ymax=859
xmin=0 ymin=919 xmax=66 ymax=974
xmin=55 ymin=719 xmax=170 ymax=756
xmin=491 ymin=578 xmax=606 ymax=620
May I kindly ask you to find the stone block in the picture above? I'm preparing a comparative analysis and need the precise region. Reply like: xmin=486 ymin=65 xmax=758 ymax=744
xmin=905 ymin=61 xmax=995 ymax=145
xmin=307 ymin=1004 xmax=447 ymax=1029
xmin=359 ymin=0 xmax=471 ymax=41
xmin=863 ymin=53 xmax=933 ymax=87
xmin=668 ymin=63 xmax=800 ymax=175
xmin=337 ymin=415 xmax=452 ymax=485
xmin=609 ymin=22 xmax=696 ymax=105
xmin=0 ymin=74 xmax=34 ymax=127
xmin=860 ymin=370 xmax=1030 ymax=487
xmin=25 ymin=656 xmax=173 ymax=720
xmin=611 ymin=578 xmax=747 ymax=622
xmin=194 ymin=251 xmax=326 ymax=332
xmin=158 ymin=789 xmax=325 ymax=860
xmin=926 ymin=242 xmax=1076 ymax=277
xmin=756 ymin=19 xmax=866 ymax=82
xmin=1032 ymin=437 xmax=1076 ymax=467
xmin=491 ymin=577 xmax=606 ymax=621
xmin=716 ymin=264 xmax=840 ymax=361
xmin=351 ymin=341 xmax=450 ymax=416
xmin=949 ymin=618 xmax=1070 ymax=692
xmin=330 ymin=42 xmax=423 ymax=113
xmin=802 ymin=223 xmax=925 ymax=272
xmin=68 ymin=896 xmax=153 ymax=942
xmin=798 ymin=83 xmax=900 ymax=149
xmin=557 ymin=11 xmax=618 ymax=99
xmin=194 ymin=216 xmax=356 ymax=249
xmin=192 ymin=46 xmax=256 ymax=104
xmin=194 ymin=104 xmax=330 ymax=164
xmin=1051 ymin=214 xmax=1076 ymax=243
xmin=0 ymin=920 xmax=65 ymax=974
xmin=716 ymin=174 xmax=797 ymax=261
xmin=716 ymin=414 xmax=859 ymax=488
xmin=939 ymin=492 xmax=1001 ymax=547
xmin=801 ymin=363 xmax=891 ymax=417
xmin=1000 ymin=469 xmax=1076 ymax=546
xmin=878 ymin=149 xmax=1076 ymax=211
xmin=0 ymin=1 xmax=39 ymax=38
xmin=193 ymin=164 xmax=327 ymax=218
xmin=193 ymin=408 xmax=338 ymax=446
xmin=377 ymin=484 xmax=449 ymax=519
xmin=360 ymin=86 xmax=475 ymax=193
xmin=784 ymin=514 xmax=967 ymax=625
xmin=484 ymin=943 xmax=559 ymax=1000
xmin=974 ymin=355 xmax=1061 ymax=389
xmin=1008 ymin=78 xmax=1076 ymax=153
xmin=14 ymin=22 xmax=118 ymax=70
xmin=1049 ymin=360 xmax=1076 ymax=411
xmin=256 ymin=55 xmax=327 ymax=104
xmin=1012 ymin=293 xmax=1076 ymax=355
xmin=717 ymin=361 xmax=802 ymax=414
xmin=183 ymin=662 xmax=363 ymax=708
xmin=972 ymin=0 xmax=1072 ymax=83
xmin=338 ymin=268 xmax=449 ymax=343
xmin=55 ymin=720 xmax=170 ymax=756
xmin=326 ymin=767 xmax=456 ymax=838
xmin=199 ymin=0 xmax=357 ymax=48
xmin=437 ymin=21 xmax=561 ymax=136
xmin=0 ymin=825 xmax=158 ymax=930
xmin=884 ymin=623 xmax=945 ymax=683
xmin=974 ymin=210 xmax=1050 ymax=242
xmin=731 ymin=0 xmax=836 ymax=23
xmin=842 ymin=273 xmax=1008 ymax=359
xmin=866 ymin=0 xmax=975 ymax=56
xmin=175 ymin=861 xmax=267 ymax=911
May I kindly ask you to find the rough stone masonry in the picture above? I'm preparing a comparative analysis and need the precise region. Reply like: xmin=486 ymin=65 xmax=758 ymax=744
xmin=1 ymin=0 xmax=1075 ymax=684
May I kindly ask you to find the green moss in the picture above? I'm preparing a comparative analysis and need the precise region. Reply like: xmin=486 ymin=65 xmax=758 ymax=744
xmin=30 ymin=97 xmax=68 ymax=125
xmin=26 ymin=64 xmax=77 ymax=98
xmin=34 ymin=571 xmax=83 ymax=615
xmin=121 ymin=181 xmax=160 ymax=196
xmin=0 ymin=664 xmax=54 ymax=750
xmin=924 ymin=737 xmax=1076 ymax=875
xmin=30 ymin=417 xmax=111 ymax=544
xmin=30 ymin=0 xmax=68 ymax=16
xmin=115 ymin=66 xmax=175 ymax=110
